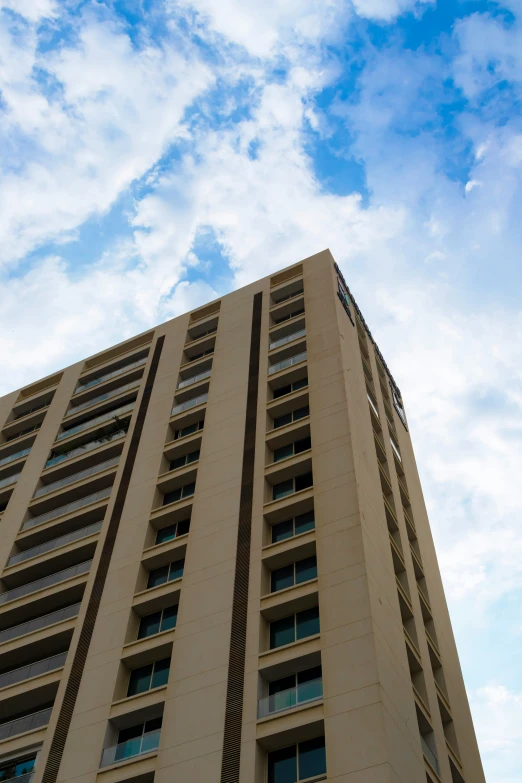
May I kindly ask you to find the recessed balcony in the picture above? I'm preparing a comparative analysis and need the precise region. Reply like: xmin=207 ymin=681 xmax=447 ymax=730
xmin=21 ymin=487 xmax=112 ymax=533
xmin=8 ymin=521 xmax=102 ymax=568
xmin=258 ymin=672 xmax=322 ymax=719
xmin=55 ymin=402 xmax=135 ymax=444
xmin=44 ymin=428 xmax=127 ymax=471
xmin=0 ymin=651 xmax=67 ymax=691
xmin=268 ymin=350 xmax=307 ymax=377
xmin=0 ymin=559 xmax=91 ymax=606
xmin=171 ymin=393 xmax=208 ymax=417
xmin=75 ymin=354 xmax=148 ymax=395
xmin=0 ymin=603 xmax=80 ymax=646
xmin=0 ymin=705 xmax=52 ymax=742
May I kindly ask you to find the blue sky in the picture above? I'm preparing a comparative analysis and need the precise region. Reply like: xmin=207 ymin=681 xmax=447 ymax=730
xmin=1 ymin=0 xmax=521 ymax=778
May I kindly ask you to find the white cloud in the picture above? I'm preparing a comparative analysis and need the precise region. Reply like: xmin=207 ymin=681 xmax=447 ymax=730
xmin=351 ymin=0 xmax=433 ymax=22
xmin=0 ymin=10 xmax=213 ymax=264
xmin=1 ymin=0 xmax=55 ymax=22
xmin=471 ymin=685 xmax=522 ymax=783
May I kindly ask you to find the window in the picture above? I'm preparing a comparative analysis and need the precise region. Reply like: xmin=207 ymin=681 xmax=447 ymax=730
xmin=169 ymin=450 xmax=200 ymax=471
xmin=188 ymin=347 xmax=214 ymax=362
xmin=0 ymin=755 xmax=36 ymax=781
xmin=127 ymin=657 xmax=171 ymax=696
xmin=269 ymin=606 xmax=320 ymax=649
xmin=274 ymin=405 xmax=309 ymax=429
xmin=147 ymin=559 xmax=184 ymax=588
xmin=273 ymin=377 xmax=308 ymax=400
xmin=273 ymin=437 xmax=311 ymax=463
xmin=163 ymin=482 xmax=195 ymax=506
xmin=114 ymin=717 xmax=162 ymax=762
xmin=267 ymin=666 xmax=322 ymax=715
xmin=274 ymin=307 xmax=305 ymax=325
xmin=271 ymin=556 xmax=317 ymax=592
xmin=272 ymin=511 xmax=315 ymax=543
xmin=138 ymin=605 xmax=178 ymax=639
xmin=389 ymin=436 xmax=401 ymax=462
xmin=155 ymin=518 xmax=190 ymax=545
xmin=272 ymin=472 xmax=313 ymax=501
xmin=268 ymin=736 xmax=326 ymax=783
xmin=174 ymin=420 xmax=204 ymax=439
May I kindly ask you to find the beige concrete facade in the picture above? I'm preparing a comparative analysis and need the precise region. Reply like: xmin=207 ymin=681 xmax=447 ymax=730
xmin=0 ymin=250 xmax=484 ymax=783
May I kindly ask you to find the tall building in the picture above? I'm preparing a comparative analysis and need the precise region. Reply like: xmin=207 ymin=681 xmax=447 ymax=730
xmin=0 ymin=250 xmax=484 ymax=783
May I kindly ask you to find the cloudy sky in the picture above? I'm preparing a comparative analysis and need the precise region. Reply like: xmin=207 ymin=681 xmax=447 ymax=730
xmin=0 ymin=0 xmax=521 ymax=778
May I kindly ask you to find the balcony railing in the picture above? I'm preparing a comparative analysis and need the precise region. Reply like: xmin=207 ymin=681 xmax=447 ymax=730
xmin=9 ymin=522 xmax=102 ymax=567
xmin=258 ymin=678 xmax=323 ymax=719
xmin=67 ymin=380 xmax=140 ymax=417
xmin=45 ymin=429 xmax=126 ymax=469
xmin=34 ymin=456 xmax=120 ymax=498
xmin=268 ymin=351 xmax=307 ymax=375
xmin=172 ymin=393 xmax=208 ymax=415
xmin=271 ymin=287 xmax=304 ymax=306
xmin=420 ymin=736 xmax=440 ymax=775
xmin=0 ymin=603 xmax=81 ymax=645
xmin=22 ymin=487 xmax=111 ymax=531
xmin=56 ymin=403 xmax=135 ymax=442
xmin=0 ymin=706 xmax=52 ymax=741
xmin=176 ymin=368 xmax=211 ymax=389
xmin=75 ymin=356 xmax=147 ymax=393
xmin=0 ymin=446 xmax=31 ymax=468
xmin=0 ymin=472 xmax=21 ymax=490
xmin=100 ymin=729 xmax=161 ymax=767
xmin=0 ymin=651 xmax=67 ymax=690
xmin=269 ymin=328 xmax=306 ymax=351
xmin=0 ymin=560 xmax=92 ymax=605
xmin=2 ymin=772 xmax=34 ymax=783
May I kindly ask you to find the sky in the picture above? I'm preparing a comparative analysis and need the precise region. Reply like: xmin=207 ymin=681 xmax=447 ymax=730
xmin=0 ymin=0 xmax=521 ymax=778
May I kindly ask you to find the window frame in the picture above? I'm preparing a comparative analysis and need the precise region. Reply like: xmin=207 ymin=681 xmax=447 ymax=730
xmin=270 ymin=555 xmax=318 ymax=593
xmin=267 ymin=735 xmax=326 ymax=783
xmin=269 ymin=605 xmax=320 ymax=650
xmin=271 ymin=511 xmax=315 ymax=544
xmin=155 ymin=518 xmax=190 ymax=545
xmin=126 ymin=656 xmax=171 ymax=697
xmin=137 ymin=604 xmax=179 ymax=639
xmin=147 ymin=558 xmax=185 ymax=589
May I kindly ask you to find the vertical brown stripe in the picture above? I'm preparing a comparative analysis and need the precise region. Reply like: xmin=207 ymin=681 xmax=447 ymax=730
xmin=220 ymin=292 xmax=262 ymax=783
xmin=41 ymin=336 xmax=165 ymax=783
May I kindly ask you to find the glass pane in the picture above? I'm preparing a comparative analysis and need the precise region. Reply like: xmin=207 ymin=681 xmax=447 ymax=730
xmin=295 ymin=556 xmax=317 ymax=584
xmin=270 ymin=615 xmax=295 ymax=649
xmin=271 ymin=564 xmax=294 ymax=592
xmin=115 ymin=736 xmax=142 ymax=761
xmin=274 ymin=413 xmax=292 ymax=429
xmin=269 ymin=675 xmax=295 ymax=696
xmin=294 ymin=437 xmax=311 ymax=454
xmin=127 ymin=664 xmax=153 ymax=696
xmin=0 ymin=756 xmax=36 ymax=780
xmin=272 ymin=520 xmax=294 ymax=543
xmin=156 ymin=525 xmax=177 ymax=545
xmin=298 ymin=736 xmax=326 ymax=780
xmin=163 ymin=488 xmax=181 ymax=505
xmin=294 ymin=511 xmax=314 ymax=535
xmin=296 ymin=606 xmax=320 ymax=640
xmin=295 ymin=472 xmax=313 ymax=492
xmin=147 ymin=565 xmax=169 ymax=589
xmin=297 ymin=666 xmax=323 ymax=703
xmin=160 ymin=605 xmax=178 ymax=631
xmin=274 ymin=444 xmax=294 ymax=463
xmin=138 ymin=612 xmax=162 ymax=639
xmin=151 ymin=658 xmax=171 ymax=689
xmin=181 ymin=482 xmax=195 ymax=498
xmin=273 ymin=384 xmax=291 ymax=399
xmin=177 ymin=518 xmax=190 ymax=536
xmin=273 ymin=479 xmax=293 ymax=500
xmin=141 ymin=729 xmax=160 ymax=753
xmin=268 ymin=745 xmax=297 ymax=783
xmin=118 ymin=724 xmax=143 ymax=743
xmin=145 ymin=717 xmax=163 ymax=732
xmin=292 ymin=376 xmax=307 ymax=391
xmin=293 ymin=406 xmax=309 ymax=421
xmin=170 ymin=455 xmax=186 ymax=470
xmin=268 ymin=675 xmax=297 ymax=713
xmin=187 ymin=449 xmax=200 ymax=463
xmin=168 ymin=559 xmax=185 ymax=581
xmin=178 ymin=423 xmax=198 ymax=438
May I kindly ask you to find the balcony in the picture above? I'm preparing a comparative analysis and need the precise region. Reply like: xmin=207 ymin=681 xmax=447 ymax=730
xmin=0 ymin=651 xmax=67 ymax=690
xmin=0 ymin=560 xmax=91 ymax=605
xmin=177 ymin=368 xmax=211 ymax=390
xmin=421 ymin=736 xmax=441 ymax=776
xmin=9 ymin=521 xmax=102 ymax=567
xmin=67 ymin=380 xmax=140 ymax=417
xmin=269 ymin=328 xmax=306 ymax=352
xmin=0 ymin=706 xmax=52 ymax=741
xmin=45 ymin=429 xmax=126 ymax=469
xmin=56 ymin=402 xmax=135 ymax=443
xmin=172 ymin=393 xmax=208 ymax=416
xmin=0 ymin=603 xmax=80 ymax=645
xmin=100 ymin=728 xmax=161 ymax=767
xmin=22 ymin=487 xmax=111 ymax=531
xmin=0 ymin=446 xmax=31 ymax=468
xmin=258 ymin=677 xmax=322 ymax=719
xmin=268 ymin=351 xmax=307 ymax=376
xmin=0 ymin=472 xmax=20 ymax=491
xmin=34 ymin=456 xmax=119 ymax=499
xmin=75 ymin=356 xmax=147 ymax=394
